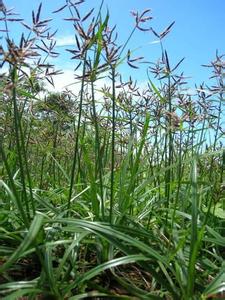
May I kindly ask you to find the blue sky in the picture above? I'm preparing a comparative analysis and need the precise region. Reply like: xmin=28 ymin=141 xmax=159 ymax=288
xmin=1 ymin=0 xmax=225 ymax=89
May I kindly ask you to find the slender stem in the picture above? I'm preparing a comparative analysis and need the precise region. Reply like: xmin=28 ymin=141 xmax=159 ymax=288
xmin=90 ymin=80 xmax=104 ymax=219
xmin=11 ymin=67 xmax=32 ymax=222
xmin=67 ymin=55 xmax=87 ymax=213
xmin=110 ymin=66 xmax=116 ymax=224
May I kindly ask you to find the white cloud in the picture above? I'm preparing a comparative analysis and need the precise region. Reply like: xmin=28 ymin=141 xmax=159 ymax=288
xmin=45 ymin=69 xmax=112 ymax=100
xmin=46 ymin=69 xmax=78 ymax=92
xmin=0 ymin=66 xmax=8 ymax=74
xmin=148 ymin=40 xmax=160 ymax=45
xmin=55 ymin=35 xmax=76 ymax=47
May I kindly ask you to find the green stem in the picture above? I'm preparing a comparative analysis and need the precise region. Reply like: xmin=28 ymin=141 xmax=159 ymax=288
xmin=67 ymin=55 xmax=87 ymax=213
xmin=110 ymin=66 xmax=116 ymax=224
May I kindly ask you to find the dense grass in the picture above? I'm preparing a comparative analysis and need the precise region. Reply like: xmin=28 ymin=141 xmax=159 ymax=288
xmin=0 ymin=1 xmax=225 ymax=299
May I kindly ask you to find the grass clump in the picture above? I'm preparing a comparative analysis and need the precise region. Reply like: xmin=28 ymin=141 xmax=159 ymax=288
xmin=0 ymin=1 xmax=225 ymax=299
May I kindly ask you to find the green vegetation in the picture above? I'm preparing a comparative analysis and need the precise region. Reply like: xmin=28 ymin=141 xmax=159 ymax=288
xmin=0 ymin=1 xmax=225 ymax=299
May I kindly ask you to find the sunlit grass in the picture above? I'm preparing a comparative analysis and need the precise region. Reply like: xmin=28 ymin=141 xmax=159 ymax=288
xmin=0 ymin=1 xmax=225 ymax=299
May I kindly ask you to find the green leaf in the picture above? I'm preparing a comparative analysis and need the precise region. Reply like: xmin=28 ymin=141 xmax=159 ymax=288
xmin=65 ymin=254 xmax=149 ymax=293
xmin=0 ymin=213 xmax=44 ymax=273
xmin=57 ymin=219 xmax=168 ymax=264
xmin=2 ymin=288 xmax=42 ymax=300
xmin=148 ymin=80 xmax=166 ymax=104
xmin=202 ymin=266 xmax=225 ymax=298
xmin=187 ymin=158 xmax=203 ymax=297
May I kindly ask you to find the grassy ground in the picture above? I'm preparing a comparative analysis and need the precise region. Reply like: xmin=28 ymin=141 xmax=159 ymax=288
xmin=0 ymin=1 xmax=225 ymax=299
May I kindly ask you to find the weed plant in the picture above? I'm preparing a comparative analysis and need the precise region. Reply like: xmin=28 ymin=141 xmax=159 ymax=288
xmin=0 ymin=1 xmax=225 ymax=299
